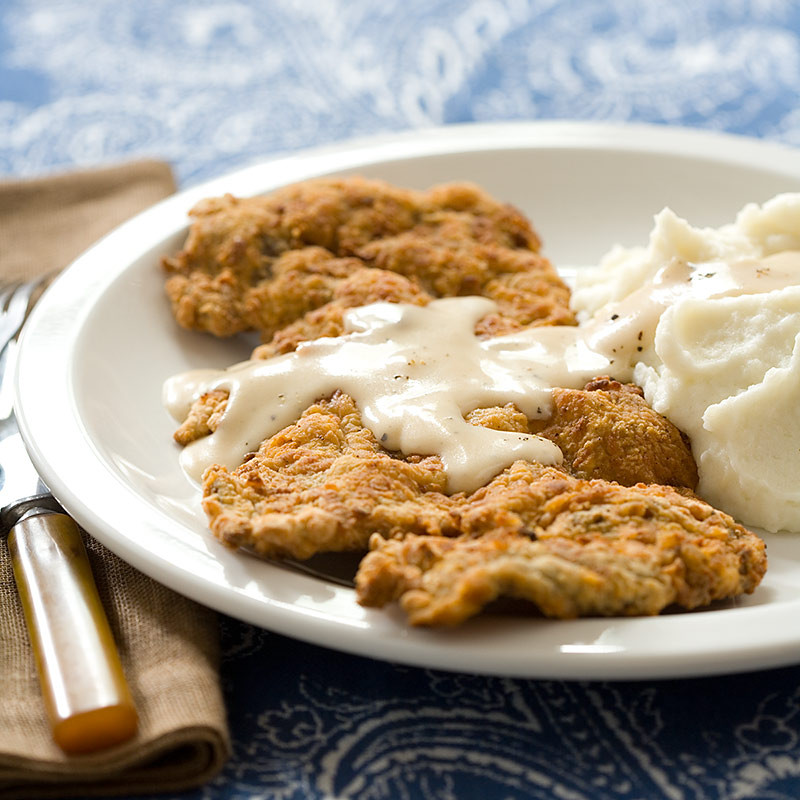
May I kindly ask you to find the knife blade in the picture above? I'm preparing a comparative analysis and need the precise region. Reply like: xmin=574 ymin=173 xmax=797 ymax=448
xmin=0 ymin=337 xmax=139 ymax=754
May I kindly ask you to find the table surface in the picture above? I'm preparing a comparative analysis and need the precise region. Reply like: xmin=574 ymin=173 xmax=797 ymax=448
xmin=4 ymin=2 xmax=800 ymax=799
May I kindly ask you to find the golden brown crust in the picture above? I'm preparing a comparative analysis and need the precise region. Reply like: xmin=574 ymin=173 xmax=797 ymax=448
xmin=355 ymin=215 xmax=573 ymax=333
xmin=464 ymin=379 xmax=698 ymax=489
xmin=202 ymin=384 xmax=711 ymax=563
xmin=166 ymin=177 xmax=766 ymax=626
xmin=252 ymin=268 xmax=430 ymax=358
xmin=355 ymin=463 xmax=766 ymax=625
xmin=173 ymin=389 xmax=229 ymax=446
xmin=201 ymin=392 xmax=458 ymax=560
xmin=536 ymin=378 xmax=699 ymax=488
xmin=163 ymin=177 xmax=575 ymax=341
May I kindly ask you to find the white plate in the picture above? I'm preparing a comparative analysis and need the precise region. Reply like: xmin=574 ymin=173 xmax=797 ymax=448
xmin=16 ymin=121 xmax=800 ymax=680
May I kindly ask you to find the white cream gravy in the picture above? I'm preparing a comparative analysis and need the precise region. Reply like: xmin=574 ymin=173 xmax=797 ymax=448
xmin=164 ymin=251 xmax=800 ymax=494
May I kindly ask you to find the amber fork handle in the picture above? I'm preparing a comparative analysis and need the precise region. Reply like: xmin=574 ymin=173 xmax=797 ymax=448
xmin=0 ymin=278 xmax=138 ymax=753
xmin=8 ymin=505 xmax=139 ymax=753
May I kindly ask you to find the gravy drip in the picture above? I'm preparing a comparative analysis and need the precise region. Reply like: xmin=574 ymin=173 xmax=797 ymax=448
xmin=164 ymin=251 xmax=800 ymax=494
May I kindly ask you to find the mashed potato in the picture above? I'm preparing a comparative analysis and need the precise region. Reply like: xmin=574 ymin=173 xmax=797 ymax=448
xmin=572 ymin=194 xmax=800 ymax=533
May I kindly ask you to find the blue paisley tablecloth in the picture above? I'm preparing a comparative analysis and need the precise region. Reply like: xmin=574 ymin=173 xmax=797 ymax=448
xmin=5 ymin=2 xmax=800 ymax=799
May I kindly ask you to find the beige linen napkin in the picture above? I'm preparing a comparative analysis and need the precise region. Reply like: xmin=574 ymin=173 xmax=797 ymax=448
xmin=0 ymin=161 xmax=231 ymax=798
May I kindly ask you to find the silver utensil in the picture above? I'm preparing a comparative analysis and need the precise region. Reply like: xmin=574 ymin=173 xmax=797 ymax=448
xmin=0 ymin=278 xmax=138 ymax=754
xmin=268 ymin=550 xmax=361 ymax=588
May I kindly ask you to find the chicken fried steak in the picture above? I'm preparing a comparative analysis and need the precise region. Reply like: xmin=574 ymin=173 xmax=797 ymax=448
xmin=162 ymin=177 xmax=575 ymax=340
xmin=200 ymin=382 xmax=703 ymax=559
xmin=200 ymin=391 xmax=765 ymax=625
xmin=355 ymin=464 xmax=766 ymax=625
xmin=468 ymin=378 xmax=699 ymax=489
xmin=203 ymin=393 xmax=457 ymax=560
xmin=165 ymin=176 xmax=767 ymax=626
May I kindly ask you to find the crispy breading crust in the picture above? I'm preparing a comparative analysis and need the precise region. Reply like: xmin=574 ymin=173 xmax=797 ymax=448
xmin=252 ymin=268 xmax=430 ymax=358
xmin=162 ymin=177 xmax=575 ymax=340
xmin=538 ymin=378 xmax=699 ymax=488
xmin=166 ymin=177 xmax=767 ymax=625
xmin=201 ymin=384 xmax=704 ymax=562
xmin=467 ymin=378 xmax=699 ymax=489
xmin=199 ymin=391 xmax=765 ymax=624
xmin=202 ymin=393 xmax=458 ymax=560
xmin=355 ymin=463 xmax=766 ymax=625
xmin=173 ymin=388 xmax=229 ymax=446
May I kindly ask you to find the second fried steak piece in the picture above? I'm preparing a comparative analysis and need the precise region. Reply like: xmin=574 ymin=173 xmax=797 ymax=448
xmin=466 ymin=378 xmax=699 ymax=490
xmin=162 ymin=177 xmax=575 ymax=340
xmin=202 ymin=392 xmax=459 ymax=560
xmin=355 ymin=463 xmax=767 ymax=625
xmin=173 ymin=268 xmax=431 ymax=445
xmin=252 ymin=268 xmax=430 ymax=358
xmin=173 ymin=263 xmax=579 ymax=445
xmin=201 ymin=382 xmax=700 ymax=561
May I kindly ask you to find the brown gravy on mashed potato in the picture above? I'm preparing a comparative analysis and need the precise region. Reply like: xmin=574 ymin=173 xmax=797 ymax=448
xmin=165 ymin=251 xmax=800 ymax=497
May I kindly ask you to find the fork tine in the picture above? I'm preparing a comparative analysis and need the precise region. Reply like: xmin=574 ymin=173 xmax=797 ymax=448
xmin=0 ymin=287 xmax=28 ymax=354
xmin=0 ymin=278 xmax=46 ymax=356
xmin=0 ymin=282 xmax=20 ymax=312
xmin=0 ymin=276 xmax=52 ymax=422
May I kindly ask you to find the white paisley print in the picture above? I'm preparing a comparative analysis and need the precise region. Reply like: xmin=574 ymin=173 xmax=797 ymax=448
xmin=5 ymin=2 xmax=800 ymax=799
xmin=2 ymin=0 xmax=800 ymax=184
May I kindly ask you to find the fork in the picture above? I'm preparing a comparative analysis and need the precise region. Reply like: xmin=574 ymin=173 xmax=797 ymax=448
xmin=0 ymin=276 xmax=139 ymax=754
xmin=0 ymin=278 xmax=52 ymax=504
xmin=0 ymin=280 xmax=41 ymax=422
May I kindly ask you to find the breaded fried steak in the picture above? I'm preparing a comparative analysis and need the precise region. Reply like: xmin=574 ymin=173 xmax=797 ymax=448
xmin=355 ymin=469 xmax=766 ymax=625
xmin=200 ymin=394 xmax=765 ymax=626
xmin=164 ymin=176 xmax=767 ymax=626
xmin=162 ymin=177 xmax=575 ymax=340
xmin=201 ymin=385 xmax=703 ymax=559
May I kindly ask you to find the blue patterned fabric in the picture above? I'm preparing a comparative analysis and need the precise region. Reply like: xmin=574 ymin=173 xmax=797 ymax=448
xmin=4 ymin=2 xmax=800 ymax=798
xmin=208 ymin=625 xmax=800 ymax=800
xmin=4 ymin=0 xmax=800 ymax=186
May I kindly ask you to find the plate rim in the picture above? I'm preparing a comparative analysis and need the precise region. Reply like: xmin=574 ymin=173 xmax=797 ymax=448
xmin=15 ymin=120 xmax=800 ymax=681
